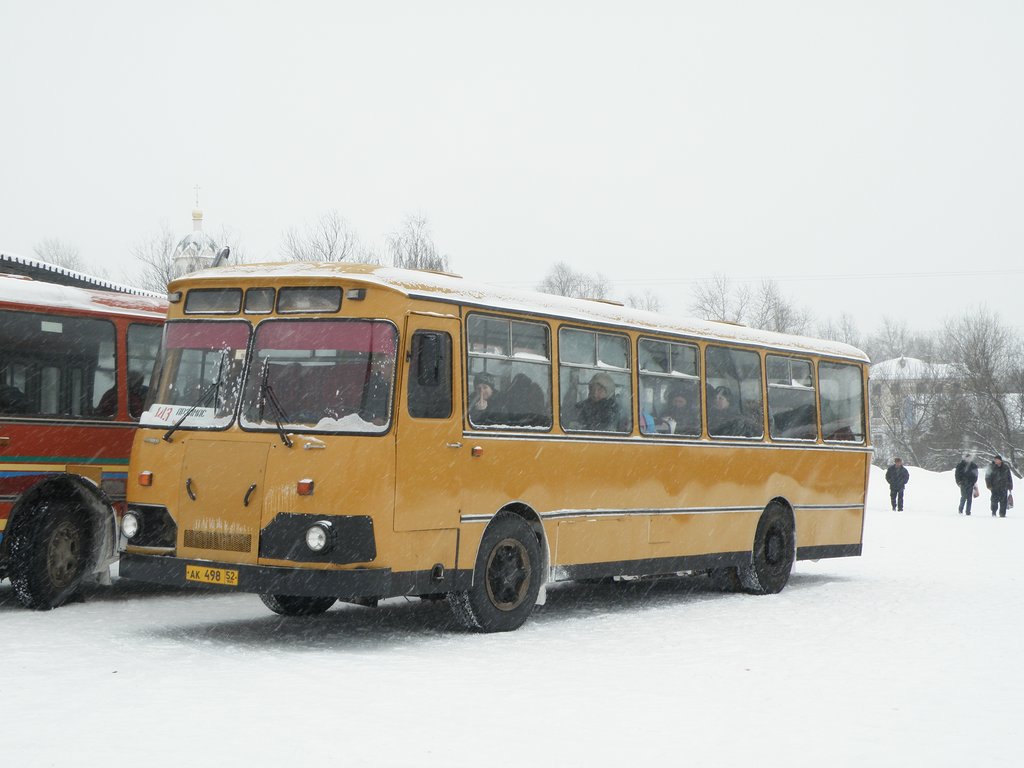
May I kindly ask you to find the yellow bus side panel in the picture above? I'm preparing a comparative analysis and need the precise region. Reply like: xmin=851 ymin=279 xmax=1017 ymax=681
xmin=793 ymin=507 xmax=864 ymax=548
xmin=461 ymin=438 xmax=868 ymax=569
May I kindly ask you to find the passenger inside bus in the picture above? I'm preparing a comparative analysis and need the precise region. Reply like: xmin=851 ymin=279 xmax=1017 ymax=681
xmin=469 ymin=372 xmax=499 ymax=424
xmin=660 ymin=382 xmax=700 ymax=435
xmin=96 ymin=371 xmax=148 ymax=419
xmin=498 ymin=372 xmax=547 ymax=427
xmin=709 ymin=385 xmax=748 ymax=436
xmin=0 ymin=384 xmax=28 ymax=414
xmin=570 ymin=371 xmax=619 ymax=431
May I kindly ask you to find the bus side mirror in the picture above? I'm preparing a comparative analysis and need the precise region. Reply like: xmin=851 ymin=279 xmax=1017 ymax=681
xmin=416 ymin=333 xmax=443 ymax=386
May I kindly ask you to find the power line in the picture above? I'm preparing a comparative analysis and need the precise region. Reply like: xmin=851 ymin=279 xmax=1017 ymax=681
xmin=492 ymin=268 xmax=1024 ymax=288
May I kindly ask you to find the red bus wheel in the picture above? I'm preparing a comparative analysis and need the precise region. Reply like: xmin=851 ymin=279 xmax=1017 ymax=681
xmin=9 ymin=501 xmax=92 ymax=610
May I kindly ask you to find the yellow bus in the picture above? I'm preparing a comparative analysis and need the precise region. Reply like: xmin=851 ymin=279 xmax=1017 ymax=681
xmin=119 ymin=263 xmax=870 ymax=632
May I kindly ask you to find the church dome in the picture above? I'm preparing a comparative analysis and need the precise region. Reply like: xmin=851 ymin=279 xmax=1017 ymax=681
xmin=171 ymin=208 xmax=219 ymax=279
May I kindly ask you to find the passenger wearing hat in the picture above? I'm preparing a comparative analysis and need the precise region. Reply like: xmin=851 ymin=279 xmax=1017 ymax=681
xmin=573 ymin=371 xmax=619 ymax=431
xmin=985 ymin=454 xmax=1014 ymax=517
xmin=660 ymin=382 xmax=700 ymax=436
xmin=954 ymin=452 xmax=979 ymax=516
xmin=469 ymin=372 xmax=499 ymax=425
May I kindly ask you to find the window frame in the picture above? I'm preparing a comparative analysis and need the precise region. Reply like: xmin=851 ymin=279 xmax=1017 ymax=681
xmin=236 ymin=317 xmax=399 ymax=436
xmin=704 ymin=344 xmax=765 ymax=441
xmin=637 ymin=335 xmax=702 ymax=438
xmin=766 ymin=354 xmax=819 ymax=442
xmin=557 ymin=325 xmax=633 ymax=435
xmin=465 ymin=312 xmax=553 ymax=432
xmin=818 ymin=360 xmax=867 ymax=444
xmin=0 ymin=309 xmax=118 ymax=422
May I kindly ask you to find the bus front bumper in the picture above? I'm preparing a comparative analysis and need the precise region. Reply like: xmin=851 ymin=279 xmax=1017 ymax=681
xmin=119 ymin=552 xmax=392 ymax=598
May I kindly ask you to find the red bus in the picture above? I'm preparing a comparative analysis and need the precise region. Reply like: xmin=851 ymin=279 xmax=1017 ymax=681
xmin=0 ymin=274 xmax=166 ymax=608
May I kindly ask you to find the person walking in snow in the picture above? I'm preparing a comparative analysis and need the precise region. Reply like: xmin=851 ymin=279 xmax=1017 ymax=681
xmin=885 ymin=457 xmax=910 ymax=511
xmin=985 ymin=454 xmax=1013 ymax=517
xmin=954 ymin=452 xmax=979 ymax=516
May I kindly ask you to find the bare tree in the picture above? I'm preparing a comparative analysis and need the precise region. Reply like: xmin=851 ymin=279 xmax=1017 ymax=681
xmin=131 ymin=224 xmax=179 ymax=292
xmin=746 ymin=280 xmax=811 ymax=335
xmin=280 ymin=210 xmax=361 ymax=263
xmin=688 ymin=274 xmax=749 ymax=324
xmin=33 ymin=237 xmax=85 ymax=272
xmin=689 ymin=275 xmax=809 ymax=333
xmin=387 ymin=215 xmax=450 ymax=271
xmin=871 ymin=359 xmax=950 ymax=469
xmin=943 ymin=309 xmax=1024 ymax=470
xmin=359 ymin=244 xmax=385 ymax=266
xmin=816 ymin=313 xmax=862 ymax=349
xmin=537 ymin=262 xmax=610 ymax=300
xmin=216 ymin=225 xmax=248 ymax=265
xmin=625 ymin=290 xmax=662 ymax=312
xmin=863 ymin=317 xmax=936 ymax=364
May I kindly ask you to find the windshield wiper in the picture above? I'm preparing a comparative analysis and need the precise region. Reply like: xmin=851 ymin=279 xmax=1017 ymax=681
xmin=257 ymin=361 xmax=293 ymax=448
xmin=163 ymin=351 xmax=227 ymax=443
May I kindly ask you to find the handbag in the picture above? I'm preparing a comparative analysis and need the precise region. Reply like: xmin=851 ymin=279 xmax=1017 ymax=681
xmin=1009 ymin=493 xmax=1014 ymax=510
xmin=973 ymin=484 xmax=979 ymax=498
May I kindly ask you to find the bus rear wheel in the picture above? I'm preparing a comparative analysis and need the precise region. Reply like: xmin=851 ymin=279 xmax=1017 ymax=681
xmin=738 ymin=503 xmax=795 ymax=595
xmin=448 ymin=513 xmax=541 ymax=633
xmin=260 ymin=594 xmax=337 ymax=616
xmin=10 ymin=501 xmax=92 ymax=610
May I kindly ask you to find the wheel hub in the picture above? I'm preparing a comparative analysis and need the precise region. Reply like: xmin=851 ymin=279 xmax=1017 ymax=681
xmin=764 ymin=527 xmax=785 ymax=566
xmin=485 ymin=537 xmax=532 ymax=611
xmin=46 ymin=521 xmax=83 ymax=589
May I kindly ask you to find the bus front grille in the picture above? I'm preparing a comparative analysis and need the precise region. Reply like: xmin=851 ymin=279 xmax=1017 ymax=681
xmin=183 ymin=530 xmax=253 ymax=553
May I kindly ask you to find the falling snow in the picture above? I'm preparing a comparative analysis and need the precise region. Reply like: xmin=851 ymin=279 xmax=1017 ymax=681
xmin=3 ymin=465 xmax=1021 ymax=767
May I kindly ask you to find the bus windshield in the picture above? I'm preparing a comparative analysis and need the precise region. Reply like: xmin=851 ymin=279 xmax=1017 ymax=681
xmin=239 ymin=319 xmax=397 ymax=434
xmin=140 ymin=320 xmax=251 ymax=430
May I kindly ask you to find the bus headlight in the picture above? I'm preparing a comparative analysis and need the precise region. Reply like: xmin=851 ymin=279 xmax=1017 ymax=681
xmin=121 ymin=512 xmax=140 ymax=540
xmin=305 ymin=522 xmax=332 ymax=553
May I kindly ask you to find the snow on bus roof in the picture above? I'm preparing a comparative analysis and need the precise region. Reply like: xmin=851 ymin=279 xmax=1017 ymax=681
xmin=0 ymin=273 xmax=167 ymax=318
xmin=182 ymin=262 xmax=869 ymax=362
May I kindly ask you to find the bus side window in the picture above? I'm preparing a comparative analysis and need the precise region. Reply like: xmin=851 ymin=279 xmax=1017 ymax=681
xmin=705 ymin=345 xmax=764 ymax=439
xmin=408 ymin=330 xmax=452 ymax=419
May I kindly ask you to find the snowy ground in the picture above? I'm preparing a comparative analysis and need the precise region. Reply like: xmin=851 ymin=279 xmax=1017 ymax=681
xmin=3 ymin=465 xmax=1021 ymax=768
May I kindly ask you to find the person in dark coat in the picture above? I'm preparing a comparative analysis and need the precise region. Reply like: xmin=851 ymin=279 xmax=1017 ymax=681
xmin=660 ymin=382 xmax=701 ymax=436
xmin=985 ymin=455 xmax=1014 ymax=517
xmin=885 ymin=457 xmax=910 ymax=511
xmin=954 ymin=452 xmax=979 ymax=516
xmin=572 ymin=372 xmax=620 ymax=431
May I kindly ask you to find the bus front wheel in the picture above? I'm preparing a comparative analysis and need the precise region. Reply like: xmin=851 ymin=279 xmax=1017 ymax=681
xmin=9 ymin=501 xmax=92 ymax=610
xmin=448 ymin=513 xmax=541 ymax=633
xmin=260 ymin=594 xmax=337 ymax=616
xmin=738 ymin=503 xmax=795 ymax=595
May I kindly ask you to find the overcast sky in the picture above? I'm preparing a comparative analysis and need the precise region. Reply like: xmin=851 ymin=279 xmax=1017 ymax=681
xmin=2 ymin=1 xmax=1021 ymax=335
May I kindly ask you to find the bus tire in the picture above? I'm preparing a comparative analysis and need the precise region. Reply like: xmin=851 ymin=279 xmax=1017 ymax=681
xmin=259 ymin=593 xmax=337 ymax=616
xmin=447 ymin=513 xmax=541 ymax=633
xmin=738 ymin=503 xmax=795 ymax=595
xmin=9 ymin=501 xmax=92 ymax=610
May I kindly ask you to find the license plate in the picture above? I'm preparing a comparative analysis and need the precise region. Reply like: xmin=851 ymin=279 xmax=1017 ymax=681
xmin=185 ymin=564 xmax=239 ymax=587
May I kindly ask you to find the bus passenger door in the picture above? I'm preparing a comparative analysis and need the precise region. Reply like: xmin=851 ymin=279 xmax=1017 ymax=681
xmin=395 ymin=313 xmax=463 ymax=532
